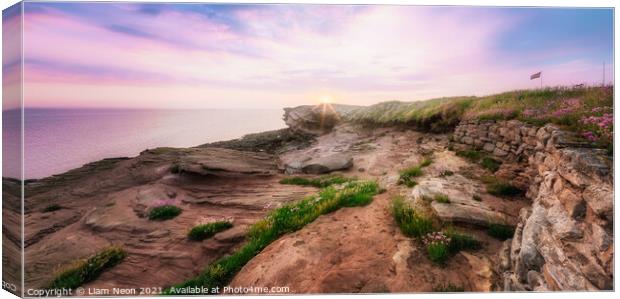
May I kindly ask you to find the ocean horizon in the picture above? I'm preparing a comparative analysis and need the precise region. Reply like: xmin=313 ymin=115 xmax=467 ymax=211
xmin=2 ymin=108 xmax=285 ymax=179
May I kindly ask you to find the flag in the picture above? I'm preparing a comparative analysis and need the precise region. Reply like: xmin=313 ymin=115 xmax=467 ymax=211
xmin=530 ymin=72 xmax=541 ymax=80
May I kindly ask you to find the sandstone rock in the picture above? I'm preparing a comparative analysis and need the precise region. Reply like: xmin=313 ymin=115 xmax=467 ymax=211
xmin=300 ymin=154 xmax=354 ymax=174
xmin=177 ymin=148 xmax=277 ymax=177
xmin=483 ymin=142 xmax=495 ymax=152
xmin=582 ymin=184 xmax=613 ymax=220
xmin=461 ymin=136 xmax=474 ymax=145
xmin=499 ymin=239 xmax=512 ymax=271
xmin=493 ymin=148 xmax=508 ymax=157
xmin=411 ymin=176 xmax=516 ymax=227
xmin=283 ymin=104 xmax=360 ymax=135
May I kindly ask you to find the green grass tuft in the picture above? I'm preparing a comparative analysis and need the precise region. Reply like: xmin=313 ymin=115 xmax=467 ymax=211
xmin=487 ymin=223 xmax=515 ymax=240
xmin=472 ymin=194 xmax=482 ymax=201
xmin=398 ymin=158 xmax=433 ymax=188
xmin=165 ymin=181 xmax=379 ymax=294
xmin=433 ymin=283 xmax=465 ymax=292
xmin=49 ymin=246 xmax=126 ymax=289
xmin=148 ymin=205 xmax=182 ymax=221
xmin=420 ymin=158 xmax=433 ymax=167
xmin=481 ymin=157 xmax=502 ymax=172
xmin=398 ymin=166 xmax=422 ymax=187
xmin=426 ymin=242 xmax=450 ymax=265
xmin=445 ymin=229 xmax=482 ymax=254
xmin=279 ymin=174 xmax=353 ymax=188
xmin=456 ymin=150 xmax=482 ymax=162
xmin=188 ymin=221 xmax=234 ymax=241
xmin=433 ymin=194 xmax=451 ymax=204
xmin=391 ymin=196 xmax=435 ymax=238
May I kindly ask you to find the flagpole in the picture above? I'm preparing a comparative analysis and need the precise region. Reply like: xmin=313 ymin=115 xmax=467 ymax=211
xmin=540 ymin=72 xmax=542 ymax=89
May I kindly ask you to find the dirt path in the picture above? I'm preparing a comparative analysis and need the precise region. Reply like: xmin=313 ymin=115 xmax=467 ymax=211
xmin=230 ymin=189 xmax=500 ymax=293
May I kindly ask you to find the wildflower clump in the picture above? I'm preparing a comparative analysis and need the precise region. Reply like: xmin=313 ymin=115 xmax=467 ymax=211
xmin=422 ymin=232 xmax=451 ymax=265
xmin=580 ymin=110 xmax=613 ymax=151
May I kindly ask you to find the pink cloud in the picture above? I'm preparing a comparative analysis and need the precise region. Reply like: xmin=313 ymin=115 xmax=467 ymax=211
xmin=18 ymin=4 xmax=614 ymax=109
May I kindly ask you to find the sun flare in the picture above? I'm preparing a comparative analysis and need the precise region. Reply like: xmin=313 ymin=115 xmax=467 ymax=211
xmin=319 ymin=95 xmax=333 ymax=104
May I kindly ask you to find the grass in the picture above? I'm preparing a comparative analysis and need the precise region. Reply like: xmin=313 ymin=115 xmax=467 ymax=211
xmin=344 ymin=86 xmax=613 ymax=149
xmin=164 ymin=180 xmax=379 ymax=294
xmin=445 ymin=229 xmax=482 ymax=254
xmin=481 ymin=176 xmax=523 ymax=197
xmin=472 ymin=194 xmax=482 ymax=201
xmin=487 ymin=223 xmax=515 ymax=240
xmin=426 ymin=242 xmax=450 ymax=265
xmin=481 ymin=157 xmax=501 ymax=172
xmin=42 ymin=204 xmax=62 ymax=213
xmin=433 ymin=194 xmax=451 ymax=204
xmin=391 ymin=196 xmax=435 ymax=238
xmin=456 ymin=150 xmax=482 ymax=162
xmin=188 ymin=221 xmax=234 ymax=241
xmin=398 ymin=158 xmax=433 ymax=188
xmin=279 ymin=174 xmax=353 ymax=188
xmin=148 ymin=205 xmax=182 ymax=221
xmin=398 ymin=166 xmax=422 ymax=187
xmin=49 ymin=246 xmax=126 ymax=289
xmin=420 ymin=158 xmax=433 ymax=167
xmin=433 ymin=283 xmax=465 ymax=292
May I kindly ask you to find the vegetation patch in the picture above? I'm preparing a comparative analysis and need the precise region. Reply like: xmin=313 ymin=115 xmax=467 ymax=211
xmin=188 ymin=221 xmax=234 ymax=241
xmin=165 ymin=181 xmax=379 ymax=294
xmin=391 ymin=196 xmax=435 ymax=238
xmin=433 ymin=283 xmax=465 ymax=292
xmin=456 ymin=150 xmax=482 ymax=162
xmin=433 ymin=194 xmax=451 ymax=204
xmin=398 ymin=158 xmax=433 ymax=188
xmin=279 ymin=174 xmax=353 ymax=188
xmin=481 ymin=157 xmax=501 ymax=172
xmin=487 ymin=223 xmax=515 ymax=240
xmin=445 ymin=229 xmax=482 ymax=253
xmin=457 ymin=150 xmax=503 ymax=173
xmin=482 ymin=177 xmax=523 ymax=197
xmin=472 ymin=194 xmax=482 ymax=202
xmin=422 ymin=232 xmax=451 ymax=265
xmin=148 ymin=205 xmax=182 ymax=221
xmin=345 ymin=86 xmax=612 ymax=150
xmin=49 ymin=246 xmax=126 ymax=289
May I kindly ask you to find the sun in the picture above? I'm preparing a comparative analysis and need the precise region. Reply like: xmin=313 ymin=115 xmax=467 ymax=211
xmin=319 ymin=95 xmax=333 ymax=104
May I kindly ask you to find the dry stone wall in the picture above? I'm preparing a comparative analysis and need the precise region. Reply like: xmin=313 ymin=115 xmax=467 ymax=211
xmin=453 ymin=119 xmax=614 ymax=291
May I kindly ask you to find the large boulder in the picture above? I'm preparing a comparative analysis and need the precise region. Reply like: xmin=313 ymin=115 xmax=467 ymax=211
xmin=302 ymin=154 xmax=354 ymax=174
xmin=283 ymin=153 xmax=354 ymax=174
xmin=283 ymin=104 xmax=361 ymax=135
xmin=283 ymin=104 xmax=340 ymax=135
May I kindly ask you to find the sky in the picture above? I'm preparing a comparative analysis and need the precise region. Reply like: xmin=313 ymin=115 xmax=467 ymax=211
xmin=2 ymin=2 xmax=615 ymax=109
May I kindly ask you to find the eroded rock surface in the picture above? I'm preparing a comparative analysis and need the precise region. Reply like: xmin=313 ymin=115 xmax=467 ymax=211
xmin=453 ymin=119 xmax=614 ymax=291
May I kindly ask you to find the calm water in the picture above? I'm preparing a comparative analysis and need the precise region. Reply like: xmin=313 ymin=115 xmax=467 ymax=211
xmin=3 ymin=109 xmax=285 ymax=179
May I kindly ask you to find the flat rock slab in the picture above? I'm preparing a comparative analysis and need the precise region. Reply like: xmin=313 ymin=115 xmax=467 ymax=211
xmin=411 ymin=176 xmax=517 ymax=226
xmin=177 ymin=148 xmax=277 ymax=177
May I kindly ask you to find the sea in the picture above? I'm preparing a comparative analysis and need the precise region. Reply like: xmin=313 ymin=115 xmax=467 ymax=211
xmin=2 ymin=108 xmax=285 ymax=179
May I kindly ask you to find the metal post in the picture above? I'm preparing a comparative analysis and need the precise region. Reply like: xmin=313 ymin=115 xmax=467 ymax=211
xmin=540 ymin=73 xmax=542 ymax=89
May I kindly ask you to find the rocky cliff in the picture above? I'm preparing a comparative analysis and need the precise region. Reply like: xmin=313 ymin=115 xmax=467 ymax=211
xmin=453 ymin=119 xmax=613 ymax=291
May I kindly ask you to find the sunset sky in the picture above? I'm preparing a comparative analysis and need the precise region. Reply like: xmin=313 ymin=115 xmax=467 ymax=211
xmin=2 ymin=2 xmax=614 ymax=109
